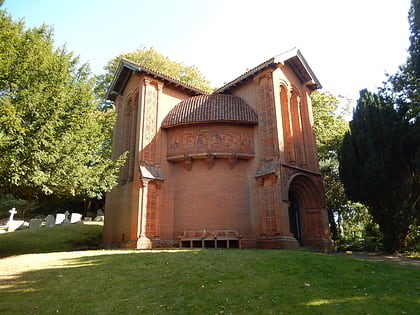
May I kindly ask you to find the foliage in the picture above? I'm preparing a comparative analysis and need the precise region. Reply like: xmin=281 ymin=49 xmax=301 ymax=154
xmin=0 ymin=224 xmax=103 ymax=258
xmin=0 ymin=193 xmax=39 ymax=219
xmin=311 ymin=91 xmax=377 ymax=248
xmin=95 ymin=46 xmax=212 ymax=104
xmin=338 ymin=1 xmax=420 ymax=253
xmin=335 ymin=204 xmax=384 ymax=252
xmin=0 ymin=10 xmax=125 ymax=200
xmin=339 ymin=90 xmax=418 ymax=253
xmin=0 ymin=249 xmax=418 ymax=314
xmin=382 ymin=0 xmax=420 ymax=121
xmin=406 ymin=221 xmax=420 ymax=252
xmin=311 ymin=91 xmax=349 ymax=240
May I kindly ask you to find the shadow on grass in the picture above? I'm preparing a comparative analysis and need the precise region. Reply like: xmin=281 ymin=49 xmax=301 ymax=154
xmin=0 ymin=250 xmax=419 ymax=314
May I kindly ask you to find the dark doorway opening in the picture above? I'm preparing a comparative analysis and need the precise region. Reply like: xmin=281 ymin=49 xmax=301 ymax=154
xmin=288 ymin=193 xmax=302 ymax=245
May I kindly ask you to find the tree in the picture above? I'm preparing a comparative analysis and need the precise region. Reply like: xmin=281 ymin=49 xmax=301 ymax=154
xmin=0 ymin=10 xmax=124 ymax=200
xmin=95 ymin=47 xmax=212 ymax=104
xmin=339 ymin=89 xmax=418 ymax=253
xmin=379 ymin=0 xmax=420 ymax=250
xmin=383 ymin=0 xmax=420 ymax=121
xmin=311 ymin=91 xmax=349 ymax=240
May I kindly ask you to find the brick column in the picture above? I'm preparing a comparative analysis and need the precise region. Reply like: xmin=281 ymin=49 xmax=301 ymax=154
xmin=145 ymin=181 xmax=161 ymax=239
xmin=280 ymin=85 xmax=296 ymax=164
xmin=137 ymin=179 xmax=152 ymax=249
xmin=290 ymin=90 xmax=306 ymax=168
xmin=300 ymin=92 xmax=318 ymax=171
xmin=254 ymin=70 xmax=279 ymax=160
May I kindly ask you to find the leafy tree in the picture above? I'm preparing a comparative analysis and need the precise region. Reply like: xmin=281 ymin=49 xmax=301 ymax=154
xmin=95 ymin=47 xmax=212 ymax=104
xmin=383 ymin=0 xmax=420 ymax=121
xmin=339 ymin=89 xmax=418 ymax=253
xmin=0 ymin=10 xmax=124 ymax=200
xmin=311 ymin=91 xmax=350 ymax=240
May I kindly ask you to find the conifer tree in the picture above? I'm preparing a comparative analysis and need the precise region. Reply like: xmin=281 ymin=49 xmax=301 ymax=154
xmin=339 ymin=90 xmax=418 ymax=253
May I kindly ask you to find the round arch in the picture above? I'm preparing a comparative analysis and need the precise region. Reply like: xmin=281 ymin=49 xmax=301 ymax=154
xmin=286 ymin=173 xmax=326 ymax=246
xmin=286 ymin=173 xmax=323 ymax=208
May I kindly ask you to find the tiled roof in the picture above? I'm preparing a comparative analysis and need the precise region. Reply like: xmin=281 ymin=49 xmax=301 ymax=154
xmin=161 ymin=94 xmax=258 ymax=128
xmin=106 ymin=59 xmax=208 ymax=101
xmin=215 ymin=48 xmax=322 ymax=94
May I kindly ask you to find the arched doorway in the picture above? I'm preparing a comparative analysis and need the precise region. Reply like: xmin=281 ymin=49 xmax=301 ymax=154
xmin=287 ymin=173 xmax=329 ymax=248
xmin=288 ymin=193 xmax=302 ymax=245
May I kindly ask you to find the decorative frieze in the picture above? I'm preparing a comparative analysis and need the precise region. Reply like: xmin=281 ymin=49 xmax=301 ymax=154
xmin=167 ymin=124 xmax=255 ymax=161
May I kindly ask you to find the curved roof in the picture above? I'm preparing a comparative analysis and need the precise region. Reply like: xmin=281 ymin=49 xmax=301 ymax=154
xmin=161 ymin=94 xmax=258 ymax=129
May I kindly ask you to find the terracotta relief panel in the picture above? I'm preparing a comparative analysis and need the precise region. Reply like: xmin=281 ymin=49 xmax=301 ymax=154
xmin=167 ymin=124 xmax=254 ymax=160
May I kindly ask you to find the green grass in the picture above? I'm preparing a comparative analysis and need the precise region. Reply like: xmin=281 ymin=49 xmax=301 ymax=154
xmin=0 ymin=227 xmax=419 ymax=314
xmin=0 ymin=224 xmax=102 ymax=257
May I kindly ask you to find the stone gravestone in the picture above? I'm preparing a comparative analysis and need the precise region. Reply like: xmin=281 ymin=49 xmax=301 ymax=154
xmin=55 ymin=213 xmax=65 ymax=224
xmin=7 ymin=208 xmax=25 ymax=232
xmin=70 ymin=213 xmax=82 ymax=224
xmin=7 ymin=220 xmax=25 ymax=232
xmin=8 ymin=208 xmax=17 ymax=221
xmin=29 ymin=218 xmax=43 ymax=229
xmin=63 ymin=211 xmax=70 ymax=225
xmin=45 ymin=214 xmax=55 ymax=227
xmin=94 ymin=209 xmax=104 ymax=221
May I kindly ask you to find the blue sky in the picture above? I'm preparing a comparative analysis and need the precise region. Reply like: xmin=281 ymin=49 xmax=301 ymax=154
xmin=3 ymin=0 xmax=412 ymax=103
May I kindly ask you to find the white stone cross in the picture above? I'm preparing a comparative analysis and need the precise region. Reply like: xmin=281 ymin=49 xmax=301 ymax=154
xmin=8 ymin=208 xmax=17 ymax=222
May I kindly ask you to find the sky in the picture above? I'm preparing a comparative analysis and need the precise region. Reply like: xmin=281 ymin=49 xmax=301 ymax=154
xmin=3 ymin=0 xmax=412 ymax=103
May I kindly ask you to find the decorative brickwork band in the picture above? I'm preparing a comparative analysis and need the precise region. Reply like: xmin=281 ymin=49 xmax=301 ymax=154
xmin=142 ymin=78 xmax=162 ymax=163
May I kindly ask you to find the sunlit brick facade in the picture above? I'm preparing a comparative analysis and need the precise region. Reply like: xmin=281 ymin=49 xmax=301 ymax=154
xmin=103 ymin=49 xmax=333 ymax=251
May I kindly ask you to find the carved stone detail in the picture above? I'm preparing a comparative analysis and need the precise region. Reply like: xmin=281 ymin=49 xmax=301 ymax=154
xmin=167 ymin=124 xmax=254 ymax=159
xmin=205 ymin=151 xmax=216 ymax=169
xmin=228 ymin=152 xmax=238 ymax=169
xmin=183 ymin=155 xmax=193 ymax=171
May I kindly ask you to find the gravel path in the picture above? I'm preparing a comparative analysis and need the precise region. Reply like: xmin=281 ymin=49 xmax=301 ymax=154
xmin=335 ymin=251 xmax=420 ymax=269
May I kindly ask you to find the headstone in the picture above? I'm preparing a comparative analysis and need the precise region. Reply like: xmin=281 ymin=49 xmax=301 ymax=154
xmin=6 ymin=208 xmax=25 ymax=232
xmin=8 ymin=208 xmax=17 ymax=221
xmin=93 ymin=215 xmax=104 ymax=222
xmin=70 ymin=213 xmax=82 ymax=224
xmin=45 ymin=215 xmax=55 ymax=227
xmin=7 ymin=220 xmax=25 ymax=232
xmin=29 ymin=219 xmax=42 ymax=229
xmin=63 ymin=211 xmax=70 ymax=225
xmin=96 ymin=209 xmax=104 ymax=217
xmin=55 ymin=213 xmax=65 ymax=224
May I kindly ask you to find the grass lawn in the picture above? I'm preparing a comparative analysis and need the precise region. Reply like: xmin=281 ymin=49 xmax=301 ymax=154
xmin=0 ymin=224 xmax=103 ymax=258
xmin=0 ymin=227 xmax=419 ymax=314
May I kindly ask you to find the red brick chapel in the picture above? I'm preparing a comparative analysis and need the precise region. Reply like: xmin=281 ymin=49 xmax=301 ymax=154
xmin=103 ymin=48 xmax=333 ymax=251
